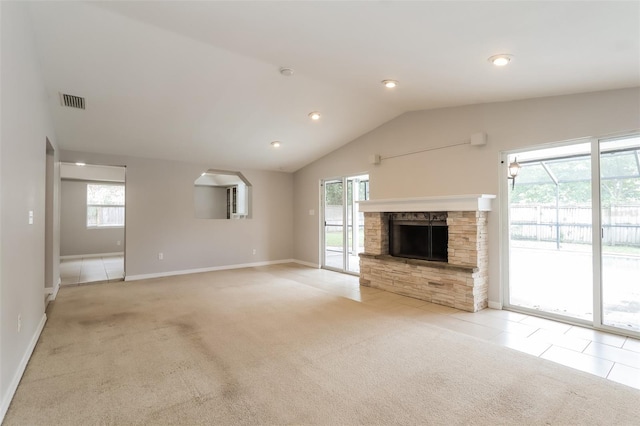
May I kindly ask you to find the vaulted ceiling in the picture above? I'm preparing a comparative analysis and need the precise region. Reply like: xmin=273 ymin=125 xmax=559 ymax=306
xmin=27 ymin=1 xmax=640 ymax=172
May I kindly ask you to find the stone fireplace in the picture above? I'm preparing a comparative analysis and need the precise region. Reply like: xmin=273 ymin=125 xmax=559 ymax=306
xmin=358 ymin=195 xmax=495 ymax=313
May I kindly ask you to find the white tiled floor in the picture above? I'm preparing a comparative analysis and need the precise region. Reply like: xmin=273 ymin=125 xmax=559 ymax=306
xmin=287 ymin=266 xmax=640 ymax=391
xmin=60 ymin=255 xmax=124 ymax=285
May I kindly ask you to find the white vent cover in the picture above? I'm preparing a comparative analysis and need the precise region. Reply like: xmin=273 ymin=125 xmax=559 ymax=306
xmin=60 ymin=93 xmax=85 ymax=109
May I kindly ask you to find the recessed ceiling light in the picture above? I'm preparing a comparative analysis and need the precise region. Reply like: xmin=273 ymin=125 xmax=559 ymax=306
xmin=308 ymin=111 xmax=321 ymax=120
xmin=488 ymin=54 xmax=513 ymax=67
xmin=271 ymin=141 xmax=281 ymax=148
xmin=382 ymin=79 xmax=399 ymax=88
xmin=279 ymin=67 xmax=294 ymax=77
xmin=75 ymin=162 xmax=86 ymax=166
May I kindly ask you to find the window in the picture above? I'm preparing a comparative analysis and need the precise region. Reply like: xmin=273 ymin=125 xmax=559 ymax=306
xmin=87 ymin=184 xmax=125 ymax=228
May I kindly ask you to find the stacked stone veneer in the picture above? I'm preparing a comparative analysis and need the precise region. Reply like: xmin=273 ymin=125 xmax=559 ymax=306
xmin=359 ymin=211 xmax=489 ymax=312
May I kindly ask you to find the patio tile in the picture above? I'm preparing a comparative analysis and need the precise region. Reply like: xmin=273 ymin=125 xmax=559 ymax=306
xmin=427 ymin=317 xmax=503 ymax=341
xmin=451 ymin=312 xmax=539 ymax=337
xmin=396 ymin=296 xmax=429 ymax=308
xmin=481 ymin=309 xmax=530 ymax=322
xmin=416 ymin=303 xmax=459 ymax=315
xmin=622 ymin=338 xmax=640 ymax=353
xmin=491 ymin=332 xmax=551 ymax=357
xmin=528 ymin=328 xmax=591 ymax=352
xmin=583 ymin=341 xmax=640 ymax=369
xmin=541 ymin=346 xmax=613 ymax=378
xmin=565 ymin=326 xmax=627 ymax=348
xmin=520 ymin=316 xmax=573 ymax=333
xmin=607 ymin=363 xmax=640 ymax=390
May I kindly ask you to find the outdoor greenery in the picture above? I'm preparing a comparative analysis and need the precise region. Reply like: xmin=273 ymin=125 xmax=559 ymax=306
xmin=510 ymin=150 xmax=640 ymax=207
xmin=510 ymin=179 xmax=640 ymax=206
xmin=87 ymin=184 xmax=125 ymax=205
xmin=510 ymin=148 xmax=640 ymax=249
xmin=324 ymin=179 xmax=369 ymax=205
xmin=325 ymin=230 xmax=364 ymax=248
xmin=87 ymin=184 xmax=125 ymax=227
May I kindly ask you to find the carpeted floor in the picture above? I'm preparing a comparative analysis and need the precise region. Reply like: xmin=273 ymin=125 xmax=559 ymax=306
xmin=4 ymin=264 xmax=640 ymax=425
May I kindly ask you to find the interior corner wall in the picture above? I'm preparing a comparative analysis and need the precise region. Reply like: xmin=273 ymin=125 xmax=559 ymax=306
xmin=293 ymin=88 xmax=640 ymax=305
xmin=59 ymin=151 xmax=294 ymax=278
xmin=0 ymin=1 xmax=59 ymax=419
xmin=60 ymin=180 xmax=125 ymax=256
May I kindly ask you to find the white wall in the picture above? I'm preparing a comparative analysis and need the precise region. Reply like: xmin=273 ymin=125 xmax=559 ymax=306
xmin=1 ymin=2 xmax=60 ymax=419
xmin=293 ymin=88 xmax=640 ymax=305
xmin=60 ymin=180 xmax=125 ymax=256
xmin=60 ymin=162 xmax=125 ymax=182
xmin=59 ymin=151 xmax=294 ymax=278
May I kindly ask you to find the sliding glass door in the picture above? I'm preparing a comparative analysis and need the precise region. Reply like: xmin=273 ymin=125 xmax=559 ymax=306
xmin=507 ymin=143 xmax=594 ymax=322
xmin=505 ymin=134 xmax=640 ymax=336
xmin=322 ymin=174 xmax=369 ymax=274
xmin=323 ymin=179 xmax=344 ymax=270
xmin=600 ymin=136 xmax=640 ymax=332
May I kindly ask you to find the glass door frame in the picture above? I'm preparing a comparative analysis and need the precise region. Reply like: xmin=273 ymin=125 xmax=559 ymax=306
xmin=501 ymin=133 xmax=640 ymax=339
xmin=321 ymin=176 xmax=347 ymax=273
xmin=321 ymin=174 xmax=369 ymax=275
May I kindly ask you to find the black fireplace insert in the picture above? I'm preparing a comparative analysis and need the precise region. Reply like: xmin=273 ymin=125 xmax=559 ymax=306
xmin=389 ymin=212 xmax=448 ymax=262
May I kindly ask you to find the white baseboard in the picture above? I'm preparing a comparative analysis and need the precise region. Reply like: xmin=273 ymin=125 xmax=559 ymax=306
xmin=488 ymin=301 xmax=503 ymax=310
xmin=125 ymin=259 xmax=302 ymax=282
xmin=45 ymin=279 xmax=60 ymax=304
xmin=292 ymin=259 xmax=320 ymax=268
xmin=60 ymin=252 xmax=124 ymax=260
xmin=0 ymin=313 xmax=47 ymax=424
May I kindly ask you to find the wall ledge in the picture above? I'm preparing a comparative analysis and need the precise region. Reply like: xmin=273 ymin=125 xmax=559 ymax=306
xmin=358 ymin=194 xmax=496 ymax=212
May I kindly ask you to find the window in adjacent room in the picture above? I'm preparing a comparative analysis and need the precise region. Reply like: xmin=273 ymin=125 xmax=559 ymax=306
xmin=87 ymin=183 xmax=125 ymax=228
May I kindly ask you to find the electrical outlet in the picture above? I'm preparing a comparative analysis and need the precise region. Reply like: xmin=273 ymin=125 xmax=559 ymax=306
xmin=28 ymin=210 xmax=34 ymax=225
xmin=252 ymin=249 xmax=257 ymax=255
xmin=17 ymin=314 xmax=21 ymax=333
xmin=117 ymin=240 xmax=121 ymax=246
xmin=158 ymin=252 xmax=164 ymax=260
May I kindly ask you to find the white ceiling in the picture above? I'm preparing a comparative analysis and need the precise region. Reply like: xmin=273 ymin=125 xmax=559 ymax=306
xmin=28 ymin=1 xmax=639 ymax=172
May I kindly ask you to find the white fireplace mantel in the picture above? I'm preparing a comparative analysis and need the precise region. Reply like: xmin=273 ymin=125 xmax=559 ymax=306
xmin=358 ymin=194 xmax=496 ymax=213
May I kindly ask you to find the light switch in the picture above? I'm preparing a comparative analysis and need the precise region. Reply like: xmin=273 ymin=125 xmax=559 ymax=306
xmin=28 ymin=210 xmax=34 ymax=225
xmin=309 ymin=209 xmax=315 ymax=216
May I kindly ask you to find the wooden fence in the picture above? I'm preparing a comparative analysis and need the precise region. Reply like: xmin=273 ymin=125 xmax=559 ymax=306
xmin=510 ymin=205 xmax=640 ymax=246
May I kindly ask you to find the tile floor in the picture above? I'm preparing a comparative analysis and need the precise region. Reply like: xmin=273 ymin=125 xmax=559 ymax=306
xmin=286 ymin=266 xmax=640 ymax=391
xmin=60 ymin=255 xmax=124 ymax=285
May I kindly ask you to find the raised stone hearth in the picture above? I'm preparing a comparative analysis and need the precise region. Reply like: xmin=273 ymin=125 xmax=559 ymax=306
xmin=358 ymin=195 xmax=494 ymax=313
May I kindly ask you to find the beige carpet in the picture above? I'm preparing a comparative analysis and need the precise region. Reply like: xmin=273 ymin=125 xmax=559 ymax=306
xmin=4 ymin=264 xmax=640 ymax=425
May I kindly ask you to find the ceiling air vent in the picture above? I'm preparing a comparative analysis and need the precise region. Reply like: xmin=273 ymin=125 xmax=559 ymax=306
xmin=60 ymin=93 xmax=85 ymax=110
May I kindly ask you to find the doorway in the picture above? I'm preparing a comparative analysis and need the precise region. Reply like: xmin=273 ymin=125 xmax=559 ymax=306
xmin=504 ymin=134 xmax=640 ymax=336
xmin=322 ymin=174 xmax=369 ymax=274
xmin=59 ymin=163 xmax=126 ymax=285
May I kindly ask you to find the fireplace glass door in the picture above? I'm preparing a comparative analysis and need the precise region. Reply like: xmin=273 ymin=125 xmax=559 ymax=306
xmin=322 ymin=175 xmax=369 ymax=274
